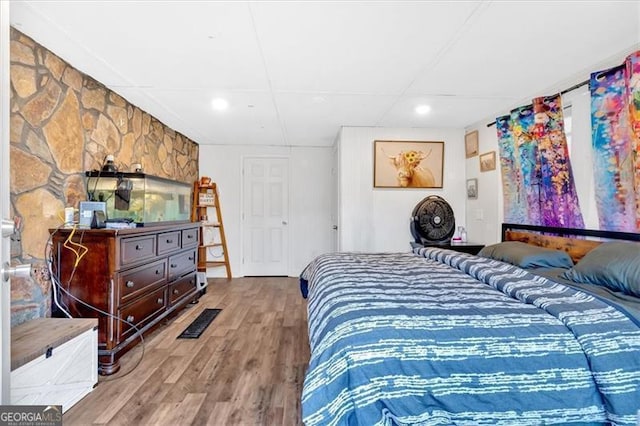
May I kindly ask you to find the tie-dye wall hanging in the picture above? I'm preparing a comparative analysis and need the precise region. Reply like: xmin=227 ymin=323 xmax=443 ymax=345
xmin=590 ymin=51 xmax=640 ymax=232
xmin=497 ymin=111 xmax=531 ymax=224
xmin=496 ymin=95 xmax=584 ymax=228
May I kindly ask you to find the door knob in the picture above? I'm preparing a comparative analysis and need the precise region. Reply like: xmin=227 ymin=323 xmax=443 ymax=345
xmin=1 ymin=218 xmax=16 ymax=238
xmin=282 ymin=221 xmax=288 ymax=225
xmin=2 ymin=263 xmax=31 ymax=282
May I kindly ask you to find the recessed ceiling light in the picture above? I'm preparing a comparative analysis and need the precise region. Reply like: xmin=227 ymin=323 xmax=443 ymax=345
xmin=211 ymin=98 xmax=229 ymax=111
xmin=415 ymin=104 xmax=431 ymax=115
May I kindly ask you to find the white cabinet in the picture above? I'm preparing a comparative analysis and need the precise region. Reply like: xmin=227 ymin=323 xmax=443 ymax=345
xmin=11 ymin=318 xmax=98 ymax=412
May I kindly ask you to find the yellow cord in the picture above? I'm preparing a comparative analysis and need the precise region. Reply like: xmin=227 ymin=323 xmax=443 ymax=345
xmin=63 ymin=225 xmax=89 ymax=268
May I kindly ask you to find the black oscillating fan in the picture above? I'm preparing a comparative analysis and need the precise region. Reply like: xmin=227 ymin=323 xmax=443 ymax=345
xmin=410 ymin=195 xmax=455 ymax=244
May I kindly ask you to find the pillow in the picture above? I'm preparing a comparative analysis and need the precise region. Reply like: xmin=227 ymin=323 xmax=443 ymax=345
xmin=478 ymin=241 xmax=574 ymax=269
xmin=561 ymin=241 xmax=640 ymax=297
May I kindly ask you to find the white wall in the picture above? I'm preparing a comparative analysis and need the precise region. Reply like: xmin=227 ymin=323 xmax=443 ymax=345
xmin=338 ymin=126 xmax=466 ymax=252
xmin=464 ymin=124 xmax=502 ymax=245
xmin=199 ymin=145 xmax=333 ymax=277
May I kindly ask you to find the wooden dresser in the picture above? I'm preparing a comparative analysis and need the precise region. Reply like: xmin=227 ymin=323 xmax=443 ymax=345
xmin=50 ymin=223 xmax=200 ymax=375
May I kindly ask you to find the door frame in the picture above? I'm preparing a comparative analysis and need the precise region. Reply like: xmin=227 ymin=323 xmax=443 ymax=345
xmin=240 ymin=155 xmax=291 ymax=277
xmin=1 ymin=0 xmax=11 ymax=404
xmin=331 ymin=140 xmax=340 ymax=252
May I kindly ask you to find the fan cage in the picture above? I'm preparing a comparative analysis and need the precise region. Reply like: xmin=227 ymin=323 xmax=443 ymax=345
xmin=410 ymin=195 xmax=455 ymax=244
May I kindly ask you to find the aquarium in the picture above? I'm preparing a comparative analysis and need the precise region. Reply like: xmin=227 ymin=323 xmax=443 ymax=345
xmin=85 ymin=171 xmax=192 ymax=226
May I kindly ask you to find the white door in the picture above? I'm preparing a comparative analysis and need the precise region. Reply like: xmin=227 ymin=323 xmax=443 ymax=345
xmin=242 ymin=157 xmax=289 ymax=276
xmin=1 ymin=0 xmax=11 ymax=404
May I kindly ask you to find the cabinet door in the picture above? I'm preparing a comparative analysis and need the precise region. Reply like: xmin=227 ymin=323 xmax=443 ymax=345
xmin=119 ymin=287 xmax=167 ymax=341
xmin=168 ymin=249 xmax=197 ymax=281
xmin=120 ymin=235 xmax=156 ymax=266
xmin=181 ymin=227 xmax=199 ymax=248
xmin=168 ymin=273 xmax=197 ymax=306
xmin=157 ymin=231 xmax=181 ymax=255
xmin=118 ymin=259 xmax=167 ymax=304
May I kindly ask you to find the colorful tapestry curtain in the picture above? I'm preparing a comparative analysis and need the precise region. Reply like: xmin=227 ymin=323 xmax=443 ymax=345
xmin=497 ymin=108 xmax=535 ymax=224
xmin=497 ymin=95 xmax=584 ymax=228
xmin=590 ymin=51 xmax=640 ymax=232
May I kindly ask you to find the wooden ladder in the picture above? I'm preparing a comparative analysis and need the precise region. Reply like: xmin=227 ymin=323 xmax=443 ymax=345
xmin=192 ymin=180 xmax=232 ymax=279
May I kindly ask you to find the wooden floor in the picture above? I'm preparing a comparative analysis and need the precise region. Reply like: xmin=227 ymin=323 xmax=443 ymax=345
xmin=64 ymin=277 xmax=310 ymax=426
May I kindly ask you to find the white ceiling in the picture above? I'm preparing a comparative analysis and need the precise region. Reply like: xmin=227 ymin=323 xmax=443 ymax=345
xmin=9 ymin=1 xmax=640 ymax=147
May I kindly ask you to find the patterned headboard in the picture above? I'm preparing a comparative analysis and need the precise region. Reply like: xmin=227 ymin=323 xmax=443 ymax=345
xmin=501 ymin=223 xmax=640 ymax=264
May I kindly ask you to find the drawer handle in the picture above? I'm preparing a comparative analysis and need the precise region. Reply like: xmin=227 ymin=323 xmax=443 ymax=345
xmin=166 ymin=239 xmax=174 ymax=244
xmin=126 ymin=280 xmax=135 ymax=288
xmin=135 ymin=244 xmax=144 ymax=251
xmin=188 ymin=256 xmax=194 ymax=261
xmin=157 ymin=298 xmax=164 ymax=304
xmin=126 ymin=315 xmax=135 ymax=323
xmin=173 ymin=289 xmax=179 ymax=295
xmin=171 ymin=263 xmax=178 ymax=268
xmin=187 ymin=234 xmax=194 ymax=239
xmin=155 ymin=269 xmax=161 ymax=275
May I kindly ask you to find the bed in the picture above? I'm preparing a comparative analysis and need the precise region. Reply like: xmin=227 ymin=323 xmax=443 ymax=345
xmin=299 ymin=223 xmax=640 ymax=425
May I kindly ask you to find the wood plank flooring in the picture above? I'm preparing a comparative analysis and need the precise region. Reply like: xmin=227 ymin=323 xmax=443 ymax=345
xmin=63 ymin=277 xmax=309 ymax=426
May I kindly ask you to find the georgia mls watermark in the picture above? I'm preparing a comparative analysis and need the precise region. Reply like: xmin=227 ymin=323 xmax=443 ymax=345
xmin=0 ymin=405 xmax=62 ymax=426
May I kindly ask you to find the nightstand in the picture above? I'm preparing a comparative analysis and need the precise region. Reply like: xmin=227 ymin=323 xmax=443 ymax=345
xmin=411 ymin=241 xmax=485 ymax=255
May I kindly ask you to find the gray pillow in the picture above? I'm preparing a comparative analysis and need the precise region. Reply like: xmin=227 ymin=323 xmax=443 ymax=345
xmin=478 ymin=241 xmax=574 ymax=269
xmin=562 ymin=242 xmax=640 ymax=297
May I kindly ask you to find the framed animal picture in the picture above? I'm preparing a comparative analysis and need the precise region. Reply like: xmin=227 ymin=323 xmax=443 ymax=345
xmin=479 ymin=151 xmax=496 ymax=172
xmin=465 ymin=130 xmax=479 ymax=158
xmin=373 ymin=140 xmax=444 ymax=188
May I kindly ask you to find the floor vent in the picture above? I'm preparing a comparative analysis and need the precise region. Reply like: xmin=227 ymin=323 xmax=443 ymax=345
xmin=177 ymin=309 xmax=221 ymax=339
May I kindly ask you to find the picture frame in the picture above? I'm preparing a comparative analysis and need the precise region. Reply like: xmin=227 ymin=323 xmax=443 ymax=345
xmin=465 ymin=131 xmax=479 ymax=158
xmin=374 ymin=140 xmax=444 ymax=188
xmin=466 ymin=178 xmax=478 ymax=199
xmin=479 ymin=151 xmax=496 ymax=172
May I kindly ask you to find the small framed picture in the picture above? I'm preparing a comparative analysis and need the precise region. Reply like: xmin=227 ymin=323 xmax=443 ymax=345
xmin=465 ymin=131 xmax=479 ymax=158
xmin=466 ymin=178 xmax=478 ymax=199
xmin=479 ymin=151 xmax=496 ymax=172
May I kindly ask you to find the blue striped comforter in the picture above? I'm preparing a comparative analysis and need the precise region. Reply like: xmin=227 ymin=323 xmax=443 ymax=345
xmin=300 ymin=248 xmax=640 ymax=425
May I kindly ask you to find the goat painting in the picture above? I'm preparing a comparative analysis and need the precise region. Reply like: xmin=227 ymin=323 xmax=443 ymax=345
xmin=374 ymin=140 xmax=444 ymax=188
xmin=387 ymin=149 xmax=435 ymax=187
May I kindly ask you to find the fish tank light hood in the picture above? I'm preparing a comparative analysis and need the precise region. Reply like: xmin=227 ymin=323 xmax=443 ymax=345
xmin=85 ymin=171 xmax=192 ymax=226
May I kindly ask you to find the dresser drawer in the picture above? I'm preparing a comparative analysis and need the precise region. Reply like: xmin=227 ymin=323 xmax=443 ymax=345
xmin=157 ymin=231 xmax=181 ymax=255
xmin=119 ymin=287 xmax=166 ymax=340
xmin=118 ymin=259 xmax=167 ymax=304
xmin=168 ymin=249 xmax=197 ymax=281
xmin=182 ymin=228 xmax=199 ymax=248
xmin=169 ymin=273 xmax=197 ymax=306
xmin=120 ymin=235 xmax=156 ymax=266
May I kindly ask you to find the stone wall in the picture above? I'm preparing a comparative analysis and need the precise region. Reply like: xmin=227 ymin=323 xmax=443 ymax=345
xmin=9 ymin=28 xmax=200 ymax=325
